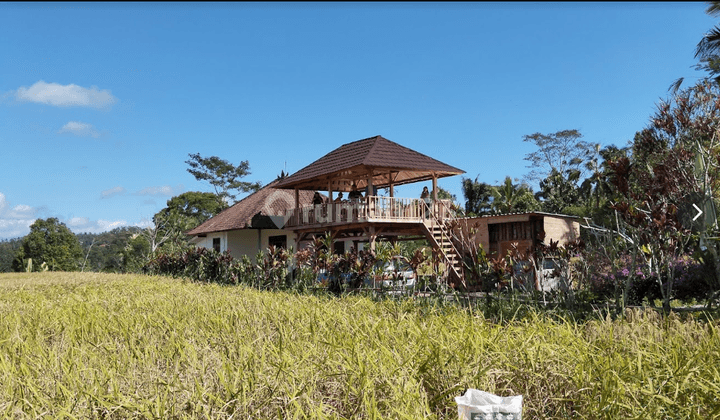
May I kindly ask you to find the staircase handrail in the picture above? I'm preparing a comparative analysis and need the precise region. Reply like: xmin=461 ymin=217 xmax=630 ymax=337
xmin=428 ymin=200 xmax=463 ymax=281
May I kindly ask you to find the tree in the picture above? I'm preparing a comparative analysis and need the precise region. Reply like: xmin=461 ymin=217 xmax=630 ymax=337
xmin=0 ymin=238 xmax=22 ymax=273
xmin=121 ymin=233 xmax=151 ymax=273
xmin=435 ymin=186 xmax=457 ymax=202
xmin=522 ymin=129 xmax=592 ymax=184
xmin=147 ymin=191 xmax=226 ymax=257
xmin=491 ymin=177 xmax=539 ymax=214
xmin=599 ymin=80 xmax=720 ymax=312
xmin=12 ymin=218 xmax=83 ymax=272
xmin=157 ymin=191 xmax=226 ymax=225
xmin=461 ymin=176 xmax=493 ymax=216
xmin=672 ymin=1 xmax=720 ymax=91
xmin=76 ymin=227 xmax=145 ymax=273
xmin=536 ymin=169 xmax=583 ymax=214
xmin=186 ymin=153 xmax=261 ymax=206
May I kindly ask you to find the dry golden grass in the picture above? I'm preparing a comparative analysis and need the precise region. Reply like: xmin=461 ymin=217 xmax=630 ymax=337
xmin=0 ymin=272 xmax=718 ymax=419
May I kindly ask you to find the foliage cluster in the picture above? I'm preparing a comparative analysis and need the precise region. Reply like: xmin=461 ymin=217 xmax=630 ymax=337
xmin=11 ymin=218 xmax=83 ymax=272
xmin=143 ymin=246 xmax=296 ymax=291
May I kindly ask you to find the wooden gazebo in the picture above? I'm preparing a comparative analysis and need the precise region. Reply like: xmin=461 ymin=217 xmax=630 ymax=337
xmin=275 ymin=135 xmax=465 ymax=281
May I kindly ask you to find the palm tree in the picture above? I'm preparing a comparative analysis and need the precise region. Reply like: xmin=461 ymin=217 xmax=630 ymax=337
xmin=491 ymin=177 xmax=538 ymax=214
xmin=461 ymin=176 xmax=493 ymax=216
xmin=696 ymin=2 xmax=720 ymax=82
xmin=672 ymin=1 xmax=720 ymax=90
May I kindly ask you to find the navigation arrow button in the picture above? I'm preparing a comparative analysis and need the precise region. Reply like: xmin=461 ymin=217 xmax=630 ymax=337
xmin=693 ymin=203 xmax=704 ymax=222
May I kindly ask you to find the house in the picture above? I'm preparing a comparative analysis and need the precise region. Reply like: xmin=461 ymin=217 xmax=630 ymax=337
xmin=187 ymin=135 xmax=579 ymax=291
xmin=186 ymin=179 xmax=318 ymax=259
xmin=188 ymin=135 xmax=466 ymax=281
xmin=453 ymin=212 xmax=581 ymax=258
xmin=451 ymin=212 xmax=581 ymax=291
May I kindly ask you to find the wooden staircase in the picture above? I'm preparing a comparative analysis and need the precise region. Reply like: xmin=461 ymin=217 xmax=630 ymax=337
xmin=421 ymin=202 xmax=464 ymax=287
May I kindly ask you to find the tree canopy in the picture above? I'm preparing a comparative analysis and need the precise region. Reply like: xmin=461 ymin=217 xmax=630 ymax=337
xmin=13 ymin=218 xmax=83 ymax=272
xmin=186 ymin=153 xmax=261 ymax=206
xmin=461 ymin=176 xmax=493 ymax=216
xmin=522 ymin=129 xmax=592 ymax=184
xmin=491 ymin=177 xmax=539 ymax=214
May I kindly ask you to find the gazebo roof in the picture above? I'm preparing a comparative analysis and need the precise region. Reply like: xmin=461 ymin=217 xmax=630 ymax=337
xmin=274 ymin=135 xmax=464 ymax=192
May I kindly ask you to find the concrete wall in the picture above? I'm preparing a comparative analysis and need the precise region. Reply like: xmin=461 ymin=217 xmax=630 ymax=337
xmin=454 ymin=214 xmax=580 ymax=256
xmin=543 ymin=217 xmax=580 ymax=246
xmin=194 ymin=229 xmax=300 ymax=261
xmin=195 ymin=229 xmax=369 ymax=260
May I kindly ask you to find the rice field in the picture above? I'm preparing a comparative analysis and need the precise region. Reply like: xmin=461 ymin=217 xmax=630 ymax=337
xmin=0 ymin=272 xmax=718 ymax=419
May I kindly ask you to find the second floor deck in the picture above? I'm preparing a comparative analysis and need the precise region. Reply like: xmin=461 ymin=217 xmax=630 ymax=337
xmin=283 ymin=196 xmax=455 ymax=230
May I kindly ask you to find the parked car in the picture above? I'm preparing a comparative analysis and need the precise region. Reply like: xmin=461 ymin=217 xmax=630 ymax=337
xmin=538 ymin=258 xmax=567 ymax=292
xmin=317 ymin=269 xmax=352 ymax=286
xmin=366 ymin=256 xmax=417 ymax=289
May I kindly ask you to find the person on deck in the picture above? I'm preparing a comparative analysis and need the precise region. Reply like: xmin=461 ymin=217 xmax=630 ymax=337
xmin=348 ymin=184 xmax=363 ymax=201
xmin=421 ymin=186 xmax=431 ymax=218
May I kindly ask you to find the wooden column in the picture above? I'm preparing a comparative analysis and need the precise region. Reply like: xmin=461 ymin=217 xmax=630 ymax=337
xmin=432 ymin=174 xmax=438 ymax=219
xmin=294 ymin=188 xmax=299 ymax=225
xmin=328 ymin=181 xmax=334 ymax=223
xmin=367 ymin=170 xmax=374 ymax=218
xmin=389 ymin=171 xmax=394 ymax=197
xmin=432 ymin=174 xmax=438 ymax=201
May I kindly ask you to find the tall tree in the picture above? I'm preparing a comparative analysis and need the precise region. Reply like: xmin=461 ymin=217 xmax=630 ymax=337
xmin=186 ymin=153 xmax=261 ymax=206
xmin=604 ymin=80 xmax=720 ymax=311
xmin=12 ymin=218 xmax=83 ymax=272
xmin=147 ymin=191 xmax=226 ymax=257
xmin=157 ymin=191 xmax=226 ymax=225
xmin=461 ymin=176 xmax=493 ymax=216
xmin=491 ymin=177 xmax=539 ymax=214
xmin=536 ymin=169 xmax=582 ymax=214
xmin=522 ymin=129 xmax=592 ymax=184
xmin=580 ymin=145 xmax=628 ymax=211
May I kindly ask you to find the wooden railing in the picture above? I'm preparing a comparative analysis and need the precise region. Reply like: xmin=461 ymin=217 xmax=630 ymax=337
xmin=284 ymin=197 xmax=455 ymax=227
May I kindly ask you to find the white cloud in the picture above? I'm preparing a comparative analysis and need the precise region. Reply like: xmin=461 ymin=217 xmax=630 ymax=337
xmin=136 ymin=185 xmax=184 ymax=197
xmin=58 ymin=121 xmax=102 ymax=138
xmin=0 ymin=193 xmax=38 ymax=239
xmin=66 ymin=217 xmax=128 ymax=234
xmin=14 ymin=80 xmax=117 ymax=108
xmin=101 ymin=186 xmax=126 ymax=199
xmin=0 ymin=192 xmax=151 ymax=239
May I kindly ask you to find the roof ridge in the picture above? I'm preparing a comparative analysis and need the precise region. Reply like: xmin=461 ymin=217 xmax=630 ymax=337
xmin=361 ymin=135 xmax=382 ymax=165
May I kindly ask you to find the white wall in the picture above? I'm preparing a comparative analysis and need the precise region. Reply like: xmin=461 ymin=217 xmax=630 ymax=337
xmin=194 ymin=229 xmax=366 ymax=260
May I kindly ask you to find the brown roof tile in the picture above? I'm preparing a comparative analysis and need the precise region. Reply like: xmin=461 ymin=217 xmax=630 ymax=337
xmin=186 ymin=180 xmax=317 ymax=236
xmin=275 ymin=135 xmax=464 ymax=191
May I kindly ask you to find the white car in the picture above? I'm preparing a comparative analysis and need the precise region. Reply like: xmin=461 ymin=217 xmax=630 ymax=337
xmin=369 ymin=256 xmax=416 ymax=289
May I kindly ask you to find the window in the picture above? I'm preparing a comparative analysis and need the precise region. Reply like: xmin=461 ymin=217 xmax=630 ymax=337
xmin=212 ymin=238 xmax=221 ymax=252
xmin=333 ymin=241 xmax=345 ymax=255
xmin=269 ymin=235 xmax=287 ymax=249
xmin=489 ymin=225 xmax=498 ymax=242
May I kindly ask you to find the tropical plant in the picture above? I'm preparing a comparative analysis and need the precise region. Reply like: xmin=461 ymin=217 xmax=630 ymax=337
xmin=461 ymin=176 xmax=493 ymax=216
xmin=490 ymin=176 xmax=539 ymax=214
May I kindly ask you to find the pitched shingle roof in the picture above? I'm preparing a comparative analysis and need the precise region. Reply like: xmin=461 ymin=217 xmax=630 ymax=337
xmin=275 ymin=135 xmax=464 ymax=191
xmin=186 ymin=180 xmax=316 ymax=236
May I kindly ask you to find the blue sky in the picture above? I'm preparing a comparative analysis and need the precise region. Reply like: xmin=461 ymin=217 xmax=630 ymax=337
xmin=0 ymin=2 xmax=715 ymax=239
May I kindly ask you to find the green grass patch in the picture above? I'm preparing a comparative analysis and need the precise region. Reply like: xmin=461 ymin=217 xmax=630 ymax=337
xmin=0 ymin=272 xmax=718 ymax=419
